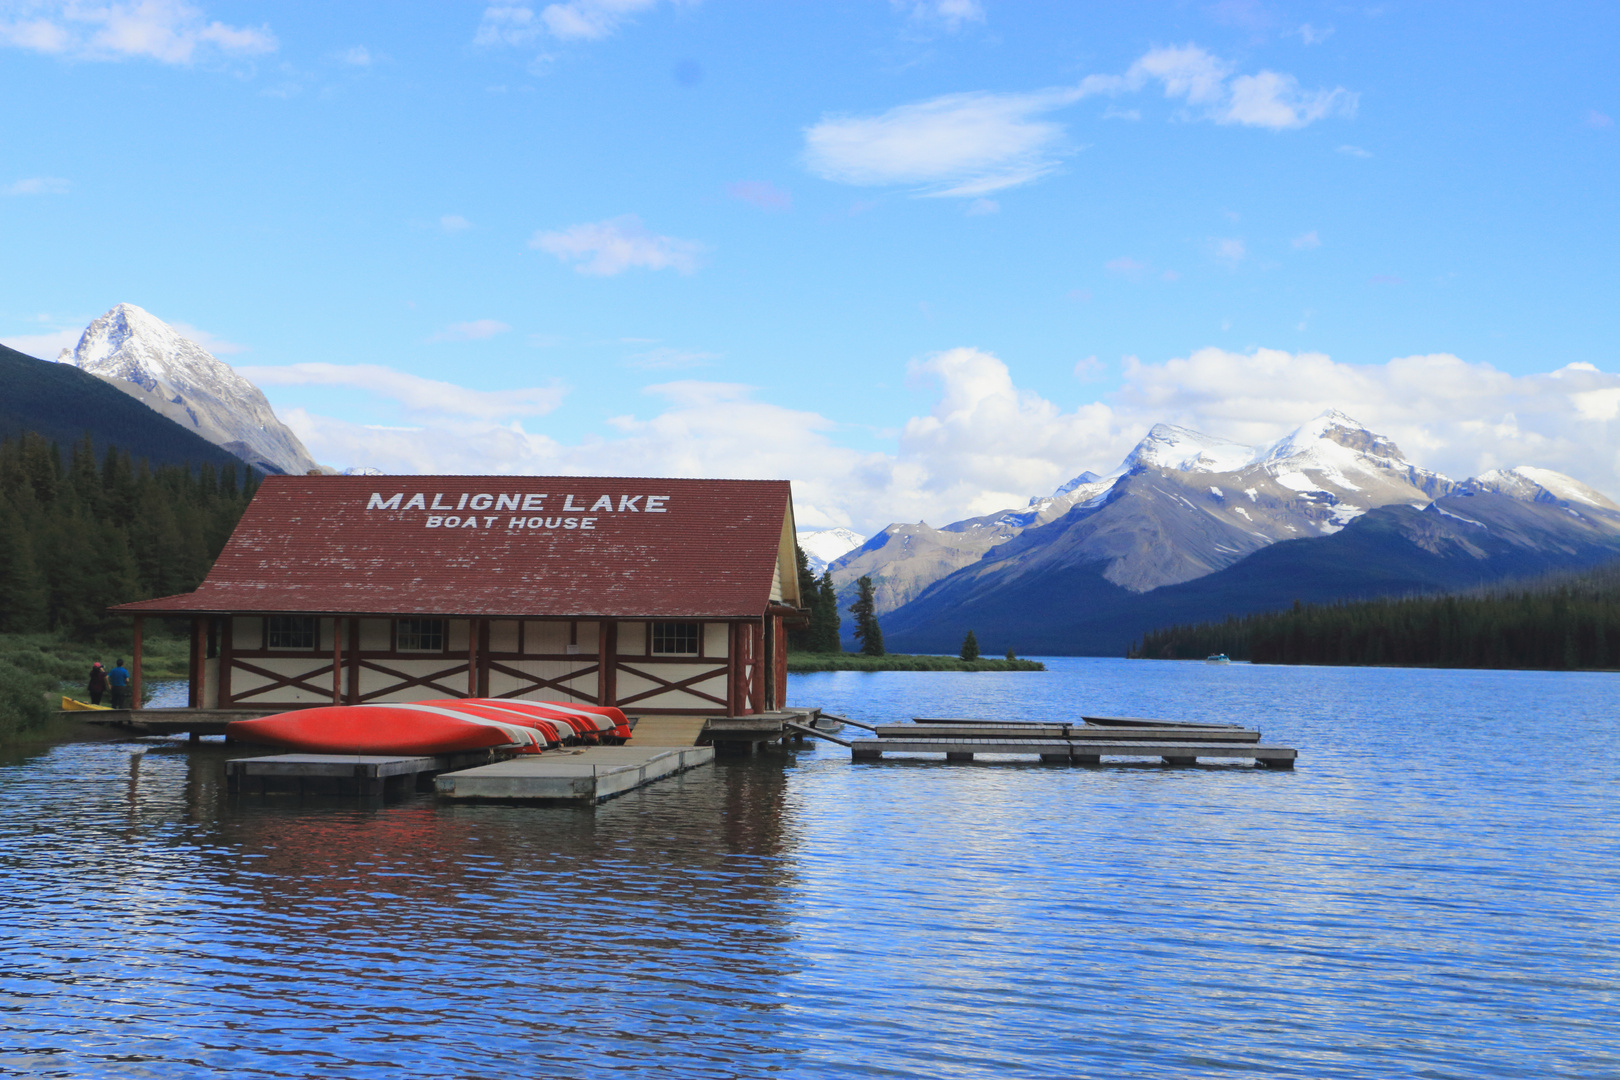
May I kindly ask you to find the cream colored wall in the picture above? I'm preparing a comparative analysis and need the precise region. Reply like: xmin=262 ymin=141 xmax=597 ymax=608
xmin=618 ymin=621 xmax=646 ymax=654
xmin=359 ymin=618 xmax=390 ymax=650
xmin=357 ymin=659 xmax=472 ymax=702
xmin=229 ymin=656 xmax=337 ymax=705
xmin=614 ymin=662 xmax=728 ymax=712
xmin=232 ymin=616 xmax=260 ymax=649
xmin=201 ymin=658 xmax=220 ymax=708
xmin=703 ymin=622 xmax=729 ymax=657
xmin=489 ymin=619 xmax=519 ymax=652
xmin=486 ymin=658 xmax=600 ymax=701
xmin=447 ymin=619 xmax=469 ymax=652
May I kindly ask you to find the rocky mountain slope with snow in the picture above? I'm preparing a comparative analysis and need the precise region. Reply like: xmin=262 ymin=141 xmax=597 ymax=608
xmin=59 ymin=304 xmax=317 ymax=476
xmin=830 ymin=410 xmax=1452 ymax=615
xmin=797 ymin=527 xmax=867 ymax=574
xmin=828 ymin=409 xmax=1620 ymax=653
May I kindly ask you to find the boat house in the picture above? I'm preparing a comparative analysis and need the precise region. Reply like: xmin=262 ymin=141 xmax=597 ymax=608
xmin=112 ymin=475 xmax=804 ymax=716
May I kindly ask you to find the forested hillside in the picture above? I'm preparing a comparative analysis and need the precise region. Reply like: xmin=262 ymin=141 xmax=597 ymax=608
xmin=1129 ymin=561 xmax=1620 ymax=670
xmin=0 ymin=430 xmax=257 ymax=638
xmin=0 ymin=343 xmax=257 ymax=474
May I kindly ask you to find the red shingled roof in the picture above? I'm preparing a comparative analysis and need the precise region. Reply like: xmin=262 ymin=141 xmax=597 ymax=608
xmin=113 ymin=475 xmax=798 ymax=619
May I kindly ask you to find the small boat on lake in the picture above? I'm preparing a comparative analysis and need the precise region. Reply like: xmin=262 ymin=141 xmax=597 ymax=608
xmin=224 ymin=698 xmax=632 ymax=756
xmin=1205 ymin=654 xmax=1231 ymax=664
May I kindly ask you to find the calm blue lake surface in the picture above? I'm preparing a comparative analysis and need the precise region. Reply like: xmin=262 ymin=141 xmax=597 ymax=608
xmin=2 ymin=658 xmax=1617 ymax=1078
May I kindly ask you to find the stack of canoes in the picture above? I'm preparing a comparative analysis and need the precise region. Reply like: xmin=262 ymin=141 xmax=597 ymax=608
xmin=224 ymin=698 xmax=632 ymax=756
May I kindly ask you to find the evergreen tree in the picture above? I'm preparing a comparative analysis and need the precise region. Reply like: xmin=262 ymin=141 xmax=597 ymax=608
xmin=0 ymin=509 xmax=46 ymax=632
xmin=960 ymin=630 xmax=979 ymax=661
xmin=788 ymin=544 xmax=818 ymax=650
xmin=849 ymin=575 xmax=884 ymax=656
xmin=811 ymin=570 xmax=842 ymax=652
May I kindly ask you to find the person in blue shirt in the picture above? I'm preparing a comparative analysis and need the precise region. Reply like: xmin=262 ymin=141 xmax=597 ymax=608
xmin=108 ymin=660 xmax=130 ymax=710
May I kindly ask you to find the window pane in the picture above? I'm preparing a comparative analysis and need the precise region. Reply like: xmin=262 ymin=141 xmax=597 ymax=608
xmin=651 ymin=622 xmax=699 ymax=655
xmin=398 ymin=619 xmax=445 ymax=652
xmin=267 ymin=616 xmax=316 ymax=650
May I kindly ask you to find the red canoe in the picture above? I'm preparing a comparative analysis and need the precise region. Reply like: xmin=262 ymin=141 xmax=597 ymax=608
xmin=225 ymin=698 xmax=631 ymax=756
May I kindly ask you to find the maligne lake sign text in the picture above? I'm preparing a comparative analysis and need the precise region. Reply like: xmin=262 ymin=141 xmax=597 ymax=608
xmin=367 ymin=491 xmax=672 ymax=531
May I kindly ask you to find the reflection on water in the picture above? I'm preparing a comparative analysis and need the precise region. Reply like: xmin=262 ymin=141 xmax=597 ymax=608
xmin=2 ymin=659 xmax=1617 ymax=1077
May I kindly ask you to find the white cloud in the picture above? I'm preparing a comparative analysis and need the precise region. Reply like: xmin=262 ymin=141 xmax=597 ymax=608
xmin=439 ymin=214 xmax=472 ymax=233
xmin=1 ymin=327 xmax=81 ymax=357
xmin=1292 ymin=230 xmax=1320 ymax=250
xmin=429 ymin=319 xmax=512 ymax=342
xmin=804 ymin=88 xmax=1081 ymax=197
xmin=255 ymin=345 xmax=1620 ymax=534
xmin=725 ymin=180 xmax=792 ymax=211
xmin=625 ymin=346 xmax=720 ymax=370
xmin=337 ymin=45 xmax=372 ymax=66
xmin=1212 ymin=237 xmax=1246 ymax=264
xmin=1220 ymin=70 xmax=1356 ymax=129
xmin=803 ymin=44 xmax=1354 ymax=198
xmin=1338 ymin=144 xmax=1372 ymax=157
xmin=3 ymin=176 xmax=69 ymax=195
xmin=1296 ymin=23 xmax=1333 ymax=45
xmin=894 ymin=0 xmax=985 ymax=32
xmin=531 ymin=215 xmax=703 ymax=276
xmin=241 ymin=362 xmax=565 ymax=420
xmin=1116 ymin=348 xmax=1620 ymax=494
xmin=1586 ymin=109 xmax=1614 ymax=130
xmin=474 ymin=0 xmax=663 ymax=45
xmin=1106 ymin=256 xmax=1148 ymax=278
xmin=965 ymin=198 xmax=999 ymax=215
xmin=172 ymin=322 xmax=247 ymax=355
xmin=0 ymin=0 xmax=274 ymax=63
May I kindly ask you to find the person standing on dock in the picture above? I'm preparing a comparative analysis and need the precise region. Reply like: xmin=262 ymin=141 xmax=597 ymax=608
xmin=108 ymin=660 xmax=130 ymax=710
xmin=87 ymin=662 xmax=108 ymax=706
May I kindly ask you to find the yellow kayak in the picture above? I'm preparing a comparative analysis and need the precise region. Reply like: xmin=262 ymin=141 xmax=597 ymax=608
xmin=61 ymin=696 xmax=111 ymax=711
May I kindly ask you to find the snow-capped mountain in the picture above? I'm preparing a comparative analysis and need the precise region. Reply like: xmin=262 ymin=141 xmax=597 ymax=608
xmin=798 ymin=527 xmax=866 ymax=574
xmin=59 ymin=304 xmax=317 ymax=476
xmin=831 ymin=409 xmax=1619 ymax=630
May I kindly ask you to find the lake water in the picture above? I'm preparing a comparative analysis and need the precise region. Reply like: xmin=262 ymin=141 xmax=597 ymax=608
xmin=2 ymin=658 xmax=1617 ymax=1078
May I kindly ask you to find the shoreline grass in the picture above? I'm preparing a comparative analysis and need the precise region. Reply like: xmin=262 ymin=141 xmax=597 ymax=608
xmin=0 ymin=627 xmax=190 ymax=745
xmin=787 ymin=651 xmax=1046 ymax=673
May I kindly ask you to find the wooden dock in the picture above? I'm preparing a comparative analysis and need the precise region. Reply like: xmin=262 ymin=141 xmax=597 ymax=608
xmin=435 ymin=746 xmax=714 ymax=803
xmin=849 ymin=716 xmax=1296 ymax=768
xmin=226 ymin=749 xmax=499 ymax=796
xmin=78 ymin=708 xmax=284 ymax=740
xmin=700 ymin=709 xmax=825 ymax=754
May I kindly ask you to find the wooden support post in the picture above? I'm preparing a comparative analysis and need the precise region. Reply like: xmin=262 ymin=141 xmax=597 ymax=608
xmin=131 ymin=615 xmax=144 ymax=711
xmin=219 ymin=617 xmax=233 ymax=707
xmin=476 ymin=619 xmax=490 ymax=697
xmin=189 ymin=617 xmax=204 ymax=709
xmin=726 ymin=623 xmax=739 ymax=717
xmin=762 ymin=612 xmax=777 ymax=712
xmin=749 ymin=621 xmax=764 ymax=715
xmin=598 ymin=620 xmax=617 ymax=707
xmin=774 ymin=615 xmax=787 ymax=710
xmin=945 ymin=751 xmax=974 ymax=762
xmin=466 ymin=619 xmax=477 ymax=698
xmin=332 ymin=617 xmax=343 ymax=705
xmin=347 ymin=618 xmax=360 ymax=705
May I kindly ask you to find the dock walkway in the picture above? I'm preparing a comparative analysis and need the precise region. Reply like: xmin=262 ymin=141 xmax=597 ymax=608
xmin=850 ymin=716 xmax=1296 ymax=768
xmin=436 ymin=746 xmax=714 ymax=803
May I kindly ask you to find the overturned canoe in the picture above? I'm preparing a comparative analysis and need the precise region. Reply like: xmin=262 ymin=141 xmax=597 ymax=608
xmin=225 ymin=698 xmax=631 ymax=756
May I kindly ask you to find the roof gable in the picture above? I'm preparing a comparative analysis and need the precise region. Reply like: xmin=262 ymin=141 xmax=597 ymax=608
xmin=116 ymin=475 xmax=796 ymax=619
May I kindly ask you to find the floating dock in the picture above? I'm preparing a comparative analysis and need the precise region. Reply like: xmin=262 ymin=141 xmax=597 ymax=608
xmin=435 ymin=746 xmax=714 ymax=803
xmin=846 ymin=715 xmax=1297 ymax=768
xmin=226 ymin=749 xmax=498 ymax=796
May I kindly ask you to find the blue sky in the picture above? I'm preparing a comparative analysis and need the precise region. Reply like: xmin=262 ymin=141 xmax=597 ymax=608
xmin=2 ymin=1 xmax=1618 ymax=533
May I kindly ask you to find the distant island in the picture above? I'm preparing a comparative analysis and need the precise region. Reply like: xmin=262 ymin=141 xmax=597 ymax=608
xmin=787 ymin=651 xmax=1045 ymax=673
xmin=1128 ymin=560 xmax=1620 ymax=671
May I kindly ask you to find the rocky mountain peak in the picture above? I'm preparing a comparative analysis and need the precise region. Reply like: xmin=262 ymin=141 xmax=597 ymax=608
xmin=58 ymin=304 xmax=317 ymax=476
